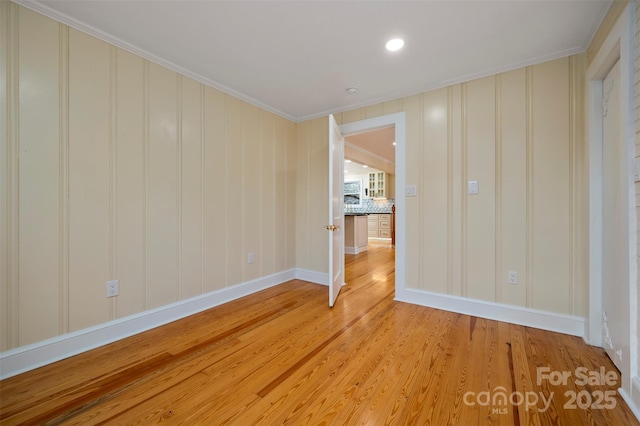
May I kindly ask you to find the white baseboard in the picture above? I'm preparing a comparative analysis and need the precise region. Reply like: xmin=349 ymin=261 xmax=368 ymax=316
xmin=345 ymin=246 xmax=367 ymax=255
xmin=0 ymin=269 xmax=297 ymax=380
xmin=0 ymin=271 xmax=587 ymax=380
xmin=395 ymin=288 xmax=586 ymax=338
xmin=294 ymin=268 xmax=329 ymax=286
xmin=620 ymin=376 xmax=640 ymax=422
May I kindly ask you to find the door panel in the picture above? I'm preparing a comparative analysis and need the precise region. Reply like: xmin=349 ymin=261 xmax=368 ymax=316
xmin=328 ymin=115 xmax=345 ymax=307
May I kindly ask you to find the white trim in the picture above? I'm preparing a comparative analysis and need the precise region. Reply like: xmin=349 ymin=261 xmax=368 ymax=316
xmin=298 ymin=47 xmax=585 ymax=122
xmin=0 ymin=269 xmax=297 ymax=380
xmin=344 ymin=246 xmax=367 ymax=255
xmin=586 ymin=3 xmax=637 ymax=413
xmin=11 ymin=0 xmax=297 ymax=122
xmin=11 ymin=0 xmax=589 ymax=124
xmin=339 ymin=112 xmax=407 ymax=301
xmin=395 ymin=288 xmax=586 ymax=338
xmin=620 ymin=381 xmax=640 ymax=422
xmin=294 ymin=268 xmax=329 ymax=286
xmin=344 ymin=141 xmax=395 ymax=170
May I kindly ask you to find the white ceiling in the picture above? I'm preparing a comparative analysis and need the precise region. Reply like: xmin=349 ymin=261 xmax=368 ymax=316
xmin=26 ymin=0 xmax=611 ymax=122
xmin=346 ymin=127 xmax=396 ymax=164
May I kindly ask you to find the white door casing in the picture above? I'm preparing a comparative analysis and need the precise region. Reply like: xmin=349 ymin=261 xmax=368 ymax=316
xmin=601 ymin=59 xmax=629 ymax=373
xmin=338 ymin=112 xmax=406 ymax=299
xmin=328 ymin=114 xmax=345 ymax=307
xmin=587 ymin=2 xmax=636 ymax=405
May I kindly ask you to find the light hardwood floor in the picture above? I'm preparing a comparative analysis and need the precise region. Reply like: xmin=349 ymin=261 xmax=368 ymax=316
xmin=1 ymin=241 xmax=638 ymax=425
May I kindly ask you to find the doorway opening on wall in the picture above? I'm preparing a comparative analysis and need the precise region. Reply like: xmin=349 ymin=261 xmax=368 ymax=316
xmin=586 ymin=2 xmax=636 ymax=403
xmin=339 ymin=112 xmax=407 ymax=301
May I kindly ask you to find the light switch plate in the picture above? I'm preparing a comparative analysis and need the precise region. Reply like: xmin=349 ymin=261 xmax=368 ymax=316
xmin=405 ymin=185 xmax=417 ymax=197
xmin=468 ymin=180 xmax=479 ymax=195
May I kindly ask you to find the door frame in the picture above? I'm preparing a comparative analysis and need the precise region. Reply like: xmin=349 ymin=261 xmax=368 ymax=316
xmin=339 ymin=112 xmax=406 ymax=298
xmin=586 ymin=1 xmax=636 ymax=398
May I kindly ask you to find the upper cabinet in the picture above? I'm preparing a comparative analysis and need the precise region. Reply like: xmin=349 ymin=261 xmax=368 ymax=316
xmin=367 ymin=172 xmax=394 ymax=198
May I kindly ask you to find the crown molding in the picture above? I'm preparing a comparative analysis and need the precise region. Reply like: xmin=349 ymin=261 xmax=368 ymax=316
xmin=11 ymin=0 xmax=298 ymax=123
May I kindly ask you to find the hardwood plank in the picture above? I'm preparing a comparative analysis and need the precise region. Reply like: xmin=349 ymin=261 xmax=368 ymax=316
xmin=1 ymin=242 xmax=638 ymax=425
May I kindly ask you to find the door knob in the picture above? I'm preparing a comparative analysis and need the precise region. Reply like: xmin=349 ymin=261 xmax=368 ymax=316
xmin=325 ymin=225 xmax=339 ymax=231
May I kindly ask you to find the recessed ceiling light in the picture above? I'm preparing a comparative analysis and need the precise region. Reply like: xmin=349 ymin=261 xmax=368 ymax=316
xmin=345 ymin=159 xmax=352 ymax=163
xmin=392 ymin=142 xmax=396 ymax=146
xmin=362 ymin=165 xmax=369 ymax=168
xmin=385 ymin=38 xmax=404 ymax=52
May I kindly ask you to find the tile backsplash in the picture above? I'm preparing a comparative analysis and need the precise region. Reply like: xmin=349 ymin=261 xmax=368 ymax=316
xmin=345 ymin=198 xmax=395 ymax=214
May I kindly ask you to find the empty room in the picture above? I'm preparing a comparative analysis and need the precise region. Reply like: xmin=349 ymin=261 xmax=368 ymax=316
xmin=2 ymin=0 xmax=640 ymax=424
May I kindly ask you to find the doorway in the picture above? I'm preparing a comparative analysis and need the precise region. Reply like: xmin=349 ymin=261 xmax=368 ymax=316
xmin=586 ymin=1 xmax=636 ymax=404
xmin=339 ymin=112 xmax=406 ymax=300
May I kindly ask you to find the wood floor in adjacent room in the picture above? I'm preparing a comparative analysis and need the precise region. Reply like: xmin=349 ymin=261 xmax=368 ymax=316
xmin=1 ymin=241 xmax=638 ymax=425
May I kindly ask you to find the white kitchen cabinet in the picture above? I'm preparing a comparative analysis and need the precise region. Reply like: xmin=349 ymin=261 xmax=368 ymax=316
xmin=367 ymin=172 xmax=394 ymax=198
xmin=367 ymin=214 xmax=392 ymax=239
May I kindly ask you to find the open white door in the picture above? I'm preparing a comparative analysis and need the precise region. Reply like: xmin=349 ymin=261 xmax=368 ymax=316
xmin=327 ymin=114 xmax=345 ymax=307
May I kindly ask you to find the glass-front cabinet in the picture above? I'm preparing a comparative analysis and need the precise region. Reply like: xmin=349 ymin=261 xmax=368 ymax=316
xmin=368 ymin=172 xmax=386 ymax=198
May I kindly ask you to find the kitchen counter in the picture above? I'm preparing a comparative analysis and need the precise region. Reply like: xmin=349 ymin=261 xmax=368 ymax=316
xmin=344 ymin=215 xmax=368 ymax=254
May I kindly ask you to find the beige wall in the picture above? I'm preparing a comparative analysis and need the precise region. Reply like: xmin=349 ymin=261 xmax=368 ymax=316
xmin=296 ymin=57 xmax=587 ymax=317
xmin=634 ymin=0 xmax=639 ymax=380
xmin=0 ymin=3 xmax=297 ymax=351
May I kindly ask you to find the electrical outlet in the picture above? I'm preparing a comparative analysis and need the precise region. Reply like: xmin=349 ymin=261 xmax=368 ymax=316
xmin=508 ymin=271 xmax=518 ymax=285
xmin=106 ymin=280 xmax=119 ymax=297
xmin=248 ymin=252 xmax=254 ymax=264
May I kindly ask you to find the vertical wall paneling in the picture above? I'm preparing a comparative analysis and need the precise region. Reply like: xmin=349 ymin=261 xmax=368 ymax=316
xmin=260 ymin=112 xmax=276 ymax=276
xmin=226 ymin=96 xmax=243 ymax=286
xmin=365 ymin=103 xmax=384 ymax=119
xmin=500 ymin=68 xmax=528 ymax=307
xmin=59 ymin=24 xmax=69 ymax=333
xmin=274 ymin=117 xmax=286 ymax=273
xmin=1 ymin=1 xmax=17 ymax=350
xmin=421 ymin=89 xmax=448 ymax=293
xmin=495 ymin=75 xmax=503 ymax=303
xmin=116 ymin=49 xmax=145 ymax=318
xmin=18 ymin=9 xmax=62 ymax=344
xmin=526 ymin=66 xmax=534 ymax=308
xmin=68 ymin=28 xmax=110 ymax=332
xmin=243 ymin=104 xmax=260 ymax=282
xmin=383 ymin=99 xmax=404 ymax=115
xmin=568 ymin=56 xmax=576 ymax=315
xmin=465 ymin=76 xmax=496 ymax=302
xmin=4 ymin=5 xmax=298 ymax=351
xmin=447 ymin=87 xmax=455 ymax=296
xmin=109 ymin=45 xmax=117 ymax=320
xmin=180 ymin=76 xmax=204 ymax=300
xmin=460 ymin=83 xmax=469 ymax=298
xmin=147 ymin=63 xmax=178 ymax=308
xmin=143 ymin=59 xmax=150 ymax=309
xmin=176 ymin=75 xmax=182 ymax=299
xmin=295 ymin=121 xmax=310 ymax=269
xmin=403 ymin=95 xmax=422 ymax=289
xmin=531 ymin=58 xmax=571 ymax=313
xmin=449 ymin=86 xmax=463 ymax=297
xmin=569 ymin=53 xmax=586 ymax=317
xmin=286 ymin=121 xmax=297 ymax=270
xmin=203 ymin=87 xmax=226 ymax=292
xmin=200 ymin=84 xmax=205 ymax=295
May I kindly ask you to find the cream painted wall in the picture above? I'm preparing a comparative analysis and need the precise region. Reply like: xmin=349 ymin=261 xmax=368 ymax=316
xmin=0 ymin=3 xmax=297 ymax=351
xmin=296 ymin=56 xmax=587 ymax=317
xmin=633 ymin=0 xmax=639 ymax=385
